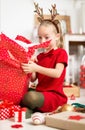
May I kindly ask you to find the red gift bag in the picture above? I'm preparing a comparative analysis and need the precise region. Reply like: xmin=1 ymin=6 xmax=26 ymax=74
xmin=0 ymin=34 xmax=32 ymax=104
xmin=0 ymin=33 xmax=50 ymax=105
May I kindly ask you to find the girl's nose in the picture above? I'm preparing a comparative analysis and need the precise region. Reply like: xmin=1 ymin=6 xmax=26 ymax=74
xmin=40 ymin=38 xmax=46 ymax=43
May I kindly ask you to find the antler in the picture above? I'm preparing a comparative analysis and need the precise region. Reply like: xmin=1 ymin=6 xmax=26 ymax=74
xmin=49 ymin=4 xmax=59 ymax=21
xmin=34 ymin=3 xmax=59 ymax=23
xmin=34 ymin=2 xmax=44 ymax=21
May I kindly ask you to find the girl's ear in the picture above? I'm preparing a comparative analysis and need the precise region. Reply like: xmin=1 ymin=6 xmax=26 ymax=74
xmin=56 ymin=33 xmax=60 ymax=40
xmin=56 ymin=33 xmax=60 ymax=37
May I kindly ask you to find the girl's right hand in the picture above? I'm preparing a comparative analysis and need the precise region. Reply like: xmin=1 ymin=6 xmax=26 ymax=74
xmin=21 ymin=60 xmax=39 ymax=74
xmin=30 ymin=55 xmax=38 ymax=63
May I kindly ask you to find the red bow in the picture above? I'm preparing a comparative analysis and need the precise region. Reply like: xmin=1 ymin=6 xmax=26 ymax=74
xmin=0 ymin=100 xmax=13 ymax=109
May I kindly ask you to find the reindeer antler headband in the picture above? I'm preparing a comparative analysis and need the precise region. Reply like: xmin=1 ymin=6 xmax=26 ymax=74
xmin=34 ymin=3 xmax=60 ymax=33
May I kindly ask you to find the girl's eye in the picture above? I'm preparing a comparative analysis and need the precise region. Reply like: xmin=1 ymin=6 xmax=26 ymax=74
xmin=45 ymin=37 xmax=49 ymax=40
xmin=38 ymin=36 xmax=50 ymax=40
xmin=38 ymin=36 xmax=42 ymax=40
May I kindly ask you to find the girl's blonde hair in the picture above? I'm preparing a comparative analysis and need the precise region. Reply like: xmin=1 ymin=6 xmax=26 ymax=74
xmin=39 ymin=20 xmax=64 ymax=48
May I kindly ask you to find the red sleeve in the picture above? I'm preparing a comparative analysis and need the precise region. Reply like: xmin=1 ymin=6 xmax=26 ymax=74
xmin=56 ymin=49 xmax=68 ymax=67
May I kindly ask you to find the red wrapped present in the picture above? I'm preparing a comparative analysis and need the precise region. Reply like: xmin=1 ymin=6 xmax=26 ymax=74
xmin=0 ymin=100 xmax=20 ymax=120
xmin=0 ymin=33 xmax=50 ymax=104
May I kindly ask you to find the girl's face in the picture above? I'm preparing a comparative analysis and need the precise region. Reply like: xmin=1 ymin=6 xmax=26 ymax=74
xmin=38 ymin=24 xmax=59 ymax=52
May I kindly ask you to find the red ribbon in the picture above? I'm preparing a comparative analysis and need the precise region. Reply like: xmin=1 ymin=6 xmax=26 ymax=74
xmin=0 ymin=100 xmax=13 ymax=109
xmin=18 ymin=111 xmax=22 ymax=122
xmin=15 ymin=35 xmax=31 ymax=44
xmin=69 ymin=115 xmax=85 ymax=120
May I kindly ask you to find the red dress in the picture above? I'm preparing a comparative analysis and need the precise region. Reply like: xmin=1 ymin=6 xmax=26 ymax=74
xmin=36 ymin=48 xmax=68 ymax=112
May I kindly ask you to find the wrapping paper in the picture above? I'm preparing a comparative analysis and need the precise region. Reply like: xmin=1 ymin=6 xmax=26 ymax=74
xmin=0 ymin=100 xmax=20 ymax=120
xmin=15 ymin=35 xmax=31 ymax=44
xmin=0 ymin=33 xmax=31 ymax=104
xmin=46 ymin=111 xmax=85 ymax=130
xmin=0 ymin=48 xmax=29 ymax=104
xmin=0 ymin=33 xmax=50 ymax=104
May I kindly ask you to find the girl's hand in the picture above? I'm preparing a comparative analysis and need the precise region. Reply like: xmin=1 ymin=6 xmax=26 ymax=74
xmin=30 ymin=55 xmax=38 ymax=62
xmin=21 ymin=61 xmax=38 ymax=74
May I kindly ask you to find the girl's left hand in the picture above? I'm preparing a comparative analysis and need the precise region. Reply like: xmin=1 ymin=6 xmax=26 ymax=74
xmin=21 ymin=61 xmax=38 ymax=74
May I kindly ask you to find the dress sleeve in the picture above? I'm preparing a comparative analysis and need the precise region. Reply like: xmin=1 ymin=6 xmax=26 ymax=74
xmin=57 ymin=49 xmax=68 ymax=67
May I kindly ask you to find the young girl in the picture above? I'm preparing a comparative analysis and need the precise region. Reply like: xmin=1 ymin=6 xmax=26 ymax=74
xmin=21 ymin=19 xmax=68 ymax=117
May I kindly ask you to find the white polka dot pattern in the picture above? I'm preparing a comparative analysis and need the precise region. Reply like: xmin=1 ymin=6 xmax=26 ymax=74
xmin=0 ymin=33 xmax=30 ymax=105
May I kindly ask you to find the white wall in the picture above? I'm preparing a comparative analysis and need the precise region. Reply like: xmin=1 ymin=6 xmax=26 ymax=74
xmin=0 ymin=0 xmax=34 ymax=39
xmin=82 ymin=2 xmax=85 ymax=33
xmin=0 ymin=0 xmax=85 ymax=40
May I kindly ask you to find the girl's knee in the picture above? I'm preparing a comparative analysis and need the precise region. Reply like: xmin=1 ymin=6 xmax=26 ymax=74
xmin=23 ymin=91 xmax=37 ymax=105
xmin=21 ymin=91 xmax=44 ymax=109
xmin=24 ymin=91 xmax=36 ymax=101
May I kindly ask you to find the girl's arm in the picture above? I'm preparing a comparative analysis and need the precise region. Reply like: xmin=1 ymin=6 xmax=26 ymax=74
xmin=33 ymin=62 xmax=64 ymax=78
xmin=21 ymin=61 xmax=64 ymax=78
xmin=31 ymin=72 xmax=37 ymax=82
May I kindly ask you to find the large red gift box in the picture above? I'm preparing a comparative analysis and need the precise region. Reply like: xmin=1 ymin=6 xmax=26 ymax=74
xmin=0 ymin=33 xmax=50 ymax=104
xmin=0 ymin=100 xmax=20 ymax=120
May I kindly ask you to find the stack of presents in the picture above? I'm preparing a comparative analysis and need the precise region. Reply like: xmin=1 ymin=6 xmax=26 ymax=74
xmin=0 ymin=100 xmax=26 ymax=122
xmin=0 ymin=33 xmax=85 ymax=130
